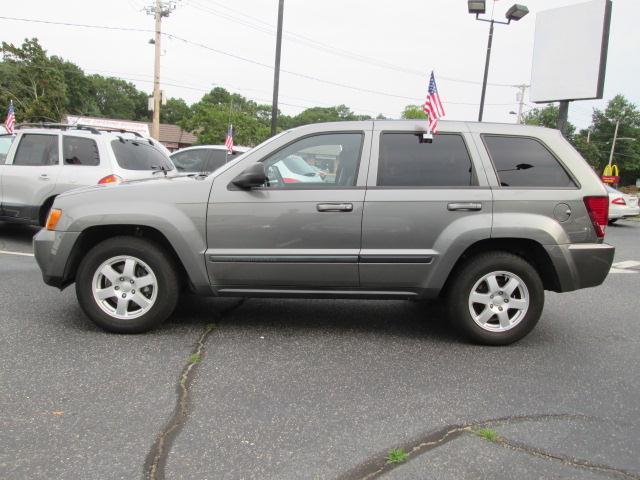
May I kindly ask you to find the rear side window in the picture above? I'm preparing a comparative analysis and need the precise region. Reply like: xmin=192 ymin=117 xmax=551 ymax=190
xmin=378 ymin=133 xmax=476 ymax=187
xmin=0 ymin=135 xmax=14 ymax=164
xmin=171 ymin=149 xmax=210 ymax=172
xmin=63 ymin=136 xmax=100 ymax=166
xmin=483 ymin=136 xmax=576 ymax=188
xmin=210 ymin=150 xmax=241 ymax=171
xmin=13 ymin=134 xmax=59 ymax=166
xmin=111 ymin=139 xmax=174 ymax=171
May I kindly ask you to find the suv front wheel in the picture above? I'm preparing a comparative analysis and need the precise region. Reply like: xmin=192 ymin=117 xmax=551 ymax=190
xmin=75 ymin=236 xmax=179 ymax=333
xmin=447 ymin=252 xmax=544 ymax=345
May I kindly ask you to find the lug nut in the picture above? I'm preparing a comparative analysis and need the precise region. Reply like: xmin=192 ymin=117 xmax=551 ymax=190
xmin=498 ymin=307 xmax=503 ymax=311
xmin=498 ymin=291 xmax=503 ymax=295
xmin=505 ymin=299 xmax=509 ymax=303
xmin=120 ymin=277 xmax=124 ymax=281
xmin=130 ymin=280 xmax=134 ymax=284
xmin=131 ymin=290 xmax=136 ymax=294
xmin=490 ymin=304 xmax=494 ymax=308
xmin=114 ymin=286 xmax=120 ymax=291
xmin=490 ymin=295 xmax=494 ymax=299
xmin=121 ymin=294 xmax=126 ymax=298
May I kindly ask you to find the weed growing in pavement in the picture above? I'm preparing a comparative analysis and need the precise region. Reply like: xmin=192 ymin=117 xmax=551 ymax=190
xmin=386 ymin=448 xmax=408 ymax=464
xmin=474 ymin=427 xmax=499 ymax=442
xmin=187 ymin=352 xmax=202 ymax=365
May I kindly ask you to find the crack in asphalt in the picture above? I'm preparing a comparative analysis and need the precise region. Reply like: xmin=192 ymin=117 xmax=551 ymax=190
xmin=143 ymin=299 xmax=245 ymax=480
xmin=339 ymin=413 xmax=639 ymax=480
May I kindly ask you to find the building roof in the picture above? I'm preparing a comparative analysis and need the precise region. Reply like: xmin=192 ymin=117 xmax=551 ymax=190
xmin=150 ymin=123 xmax=197 ymax=145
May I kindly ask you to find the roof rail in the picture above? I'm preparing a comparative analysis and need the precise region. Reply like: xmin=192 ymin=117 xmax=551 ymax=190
xmin=15 ymin=122 xmax=144 ymax=138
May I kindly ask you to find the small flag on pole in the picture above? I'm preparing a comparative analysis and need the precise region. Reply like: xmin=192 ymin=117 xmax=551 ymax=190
xmin=4 ymin=100 xmax=16 ymax=134
xmin=224 ymin=124 xmax=234 ymax=154
xmin=423 ymin=71 xmax=445 ymax=134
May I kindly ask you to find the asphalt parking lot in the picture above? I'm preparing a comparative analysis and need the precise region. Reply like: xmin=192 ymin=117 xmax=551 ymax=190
xmin=1 ymin=220 xmax=640 ymax=480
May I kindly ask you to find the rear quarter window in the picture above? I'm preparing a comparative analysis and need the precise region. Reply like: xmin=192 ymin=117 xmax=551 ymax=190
xmin=111 ymin=139 xmax=174 ymax=171
xmin=483 ymin=135 xmax=576 ymax=188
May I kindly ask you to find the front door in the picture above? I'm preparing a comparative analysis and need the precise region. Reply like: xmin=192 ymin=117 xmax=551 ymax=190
xmin=0 ymin=133 xmax=61 ymax=221
xmin=206 ymin=126 xmax=372 ymax=291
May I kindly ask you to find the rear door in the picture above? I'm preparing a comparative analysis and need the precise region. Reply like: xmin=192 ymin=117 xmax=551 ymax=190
xmin=55 ymin=134 xmax=109 ymax=190
xmin=360 ymin=122 xmax=492 ymax=292
xmin=0 ymin=132 xmax=61 ymax=221
xmin=206 ymin=124 xmax=372 ymax=291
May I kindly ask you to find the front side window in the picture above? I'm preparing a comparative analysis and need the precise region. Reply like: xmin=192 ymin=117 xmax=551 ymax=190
xmin=483 ymin=136 xmax=576 ymax=188
xmin=171 ymin=149 xmax=210 ymax=172
xmin=111 ymin=138 xmax=174 ymax=171
xmin=63 ymin=136 xmax=100 ymax=166
xmin=378 ymin=133 xmax=476 ymax=187
xmin=261 ymin=133 xmax=363 ymax=188
xmin=13 ymin=134 xmax=59 ymax=166
xmin=0 ymin=135 xmax=15 ymax=164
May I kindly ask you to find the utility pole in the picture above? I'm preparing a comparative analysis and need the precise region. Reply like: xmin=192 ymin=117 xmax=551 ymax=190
xmin=145 ymin=1 xmax=177 ymax=140
xmin=270 ymin=0 xmax=284 ymax=137
xmin=557 ymin=100 xmax=570 ymax=139
xmin=515 ymin=84 xmax=528 ymax=124
xmin=608 ymin=119 xmax=620 ymax=166
xmin=478 ymin=19 xmax=494 ymax=122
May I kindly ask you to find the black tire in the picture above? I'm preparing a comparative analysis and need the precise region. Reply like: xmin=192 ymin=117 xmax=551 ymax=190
xmin=75 ymin=236 xmax=179 ymax=333
xmin=446 ymin=252 xmax=544 ymax=346
xmin=608 ymin=219 xmax=618 ymax=225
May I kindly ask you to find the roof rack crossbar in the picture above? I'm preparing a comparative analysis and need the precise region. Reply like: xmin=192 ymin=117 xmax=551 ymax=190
xmin=15 ymin=122 xmax=144 ymax=137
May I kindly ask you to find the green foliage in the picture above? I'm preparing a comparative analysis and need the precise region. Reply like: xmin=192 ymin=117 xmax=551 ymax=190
xmin=88 ymin=75 xmax=149 ymax=121
xmin=401 ymin=104 xmax=427 ymax=120
xmin=161 ymin=97 xmax=191 ymax=125
xmin=582 ymin=95 xmax=640 ymax=183
xmin=474 ymin=427 xmax=499 ymax=442
xmin=286 ymin=104 xmax=371 ymax=128
xmin=523 ymin=104 xmax=576 ymax=138
xmin=385 ymin=448 xmax=408 ymax=464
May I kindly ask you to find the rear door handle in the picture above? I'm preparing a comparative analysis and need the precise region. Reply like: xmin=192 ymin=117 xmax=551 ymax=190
xmin=39 ymin=174 xmax=50 ymax=181
xmin=447 ymin=202 xmax=482 ymax=211
xmin=317 ymin=203 xmax=353 ymax=212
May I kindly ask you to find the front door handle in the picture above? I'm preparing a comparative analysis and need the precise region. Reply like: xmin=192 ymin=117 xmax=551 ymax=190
xmin=317 ymin=203 xmax=353 ymax=212
xmin=447 ymin=202 xmax=482 ymax=211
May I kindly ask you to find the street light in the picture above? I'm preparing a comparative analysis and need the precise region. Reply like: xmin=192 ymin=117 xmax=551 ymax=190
xmin=469 ymin=1 xmax=529 ymax=122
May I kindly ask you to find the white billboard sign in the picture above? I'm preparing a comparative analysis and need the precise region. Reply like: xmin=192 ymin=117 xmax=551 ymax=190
xmin=65 ymin=115 xmax=150 ymax=137
xmin=530 ymin=0 xmax=612 ymax=103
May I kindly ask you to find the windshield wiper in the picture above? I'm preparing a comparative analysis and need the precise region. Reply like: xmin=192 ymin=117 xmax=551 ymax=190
xmin=151 ymin=165 xmax=169 ymax=177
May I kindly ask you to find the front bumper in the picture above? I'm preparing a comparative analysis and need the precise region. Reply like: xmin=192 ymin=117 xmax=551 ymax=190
xmin=33 ymin=229 xmax=81 ymax=289
xmin=544 ymin=243 xmax=615 ymax=292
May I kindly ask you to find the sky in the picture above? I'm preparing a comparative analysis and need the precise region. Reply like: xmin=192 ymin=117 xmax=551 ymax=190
xmin=1 ymin=0 xmax=638 ymax=129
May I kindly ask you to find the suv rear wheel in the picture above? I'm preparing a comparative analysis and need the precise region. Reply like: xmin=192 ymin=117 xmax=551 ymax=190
xmin=75 ymin=236 xmax=179 ymax=333
xmin=446 ymin=252 xmax=544 ymax=345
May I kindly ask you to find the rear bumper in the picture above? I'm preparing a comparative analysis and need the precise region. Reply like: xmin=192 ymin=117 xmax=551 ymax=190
xmin=33 ymin=229 xmax=81 ymax=289
xmin=544 ymin=243 xmax=615 ymax=293
xmin=609 ymin=206 xmax=640 ymax=219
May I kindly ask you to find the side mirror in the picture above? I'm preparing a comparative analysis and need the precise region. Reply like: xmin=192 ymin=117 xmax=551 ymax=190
xmin=232 ymin=162 xmax=267 ymax=189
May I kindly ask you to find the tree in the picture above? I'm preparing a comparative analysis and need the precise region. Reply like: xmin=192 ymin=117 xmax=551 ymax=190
xmin=586 ymin=95 xmax=640 ymax=183
xmin=288 ymin=105 xmax=370 ymax=128
xmin=0 ymin=38 xmax=68 ymax=122
xmin=160 ymin=97 xmax=191 ymax=125
xmin=523 ymin=104 xmax=576 ymax=137
xmin=88 ymin=75 xmax=149 ymax=121
xmin=401 ymin=105 xmax=427 ymax=120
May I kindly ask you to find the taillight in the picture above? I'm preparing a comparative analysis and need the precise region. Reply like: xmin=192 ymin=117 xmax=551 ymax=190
xmin=612 ymin=197 xmax=626 ymax=206
xmin=583 ymin=196 xmax=609 ymax=238
xmin=98 ymin=174 xmax=122 ymax=185
xmin=282 ymin=177 xmax=300 ymax=183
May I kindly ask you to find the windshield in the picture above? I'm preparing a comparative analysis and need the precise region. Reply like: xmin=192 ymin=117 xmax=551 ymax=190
xmin=0 ymin=135 xmax=15 ymax=164
xmin=111 ymin=138 xmax=174 ymax=171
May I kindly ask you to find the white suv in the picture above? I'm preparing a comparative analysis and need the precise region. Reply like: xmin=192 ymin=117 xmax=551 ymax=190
xmin=0 ymin=124 xmax=175 ymax=226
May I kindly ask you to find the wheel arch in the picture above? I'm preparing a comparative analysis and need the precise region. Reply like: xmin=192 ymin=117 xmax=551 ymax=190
xmin=440 ymin=238 xmax=562 ymax=297
xmin=38 ymin=195 xmax=57 ymax=226
xmin=62 ymin=225 xmax=197 ymax=293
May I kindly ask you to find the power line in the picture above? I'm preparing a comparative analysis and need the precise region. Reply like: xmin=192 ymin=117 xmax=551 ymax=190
xmin=185 ymin=0 xmax=519 ymax=87
xmin=0 ymin=15 xmax=518 ymax=106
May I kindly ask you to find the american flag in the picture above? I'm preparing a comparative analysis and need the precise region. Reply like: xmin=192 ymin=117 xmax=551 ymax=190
xmin=423 ymin=71 xmax=445 ymax=133
xmin=4 ymin=100 xmax=15 ymax=134
xmin=224 ymin=124 xmax=234 ymax=154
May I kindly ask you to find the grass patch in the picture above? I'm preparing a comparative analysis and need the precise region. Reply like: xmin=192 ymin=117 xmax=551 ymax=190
xmin=474 ymin=427 xmax=499 ymax=442
xmin=386 ymin=448 xmax=408 ymax=464
xmin=187 ymin=352 xmax=202 ymax=365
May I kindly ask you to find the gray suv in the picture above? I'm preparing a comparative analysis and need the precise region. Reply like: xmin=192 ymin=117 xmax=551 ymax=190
xmin=33 ymin=120 xmax=614 ymax=345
